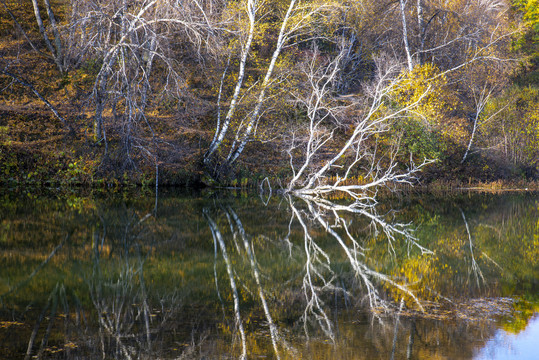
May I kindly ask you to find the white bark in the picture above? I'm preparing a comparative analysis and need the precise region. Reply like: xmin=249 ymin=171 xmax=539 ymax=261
xmin=399 ymin=0 xmax=414 ymax=72
xmin=205 ymin=0 xmax=258 ymax=163
xmin=73 ymin=0 xmax=215 ymax=157
xmin=226 ymin=0 xmax=298 ymax=165
xmin=288 ymin=57 xmax=434 ymax=198
xmin=461 ymin=85 xmax=492 ymax=163
xmin=205 ymin=0 xmax=333 ymax=174
xmin=43 ymin=0 xmax=63 ymax=69
xmin=31 ymin=0 xmax=64 ymax=72
xmin=287 ymin=46 xmax=345 ymax=191
xmin=417 ymin=0 xmax=425 ymax=65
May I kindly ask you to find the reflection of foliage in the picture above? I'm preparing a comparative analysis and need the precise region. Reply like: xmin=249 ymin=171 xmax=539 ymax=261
xmin=0 ymin=191 xmax=537 ymax=358
xmin=202 ymin=196 xmax=436 ymax=356
xmin=503 ymin=297 xmax=539 ymax=334
xmin=389 ymin=255 xmax=441 ymax=303
xmin=406 ymin=194 xmax=539 ymax=300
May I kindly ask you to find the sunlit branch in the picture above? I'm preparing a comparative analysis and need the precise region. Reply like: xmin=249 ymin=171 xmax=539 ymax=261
xmin=286 ymin=53 xmax=435 ymax=199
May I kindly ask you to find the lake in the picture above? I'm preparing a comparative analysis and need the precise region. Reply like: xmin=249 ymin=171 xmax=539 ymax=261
xmin=0 ymin=188 xmax=537 ymax=359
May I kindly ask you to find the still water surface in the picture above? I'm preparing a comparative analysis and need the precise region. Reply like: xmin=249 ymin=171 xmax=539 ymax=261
xmin=0 ymin=189 xmax=537 ymax=359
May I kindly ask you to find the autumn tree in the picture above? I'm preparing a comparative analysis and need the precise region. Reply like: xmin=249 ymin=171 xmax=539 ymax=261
xmin=69 ymin=0 xmax=219 ymax=167
xmin=203 ymin=0 xmax=339 ymax=179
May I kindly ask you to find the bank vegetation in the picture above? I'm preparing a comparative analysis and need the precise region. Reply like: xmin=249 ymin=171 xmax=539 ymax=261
xmin=1 ymin=0 xmax=538 ymax=191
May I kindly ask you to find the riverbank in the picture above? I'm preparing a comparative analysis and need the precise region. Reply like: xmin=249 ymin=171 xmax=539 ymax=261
xmin=2 ymin=0 xmax=539 ymax=198
xmin=1 ymin=104 xmax=538 ymax=191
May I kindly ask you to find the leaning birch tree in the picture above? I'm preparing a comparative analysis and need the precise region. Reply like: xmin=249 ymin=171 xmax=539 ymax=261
xmin=204 ymin=0 xmax=336 ymax=178
xmin=286 ymin=53 xmax=434 ymax=199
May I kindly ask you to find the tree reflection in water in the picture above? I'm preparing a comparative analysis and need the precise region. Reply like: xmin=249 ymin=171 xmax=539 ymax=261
xmin=0 ymin=191 xmax=536 ymax=359
xmin=17 ymin=206 xmax=188 ymax=359
xmin=201 ymin=194 xmax=495 ymax=359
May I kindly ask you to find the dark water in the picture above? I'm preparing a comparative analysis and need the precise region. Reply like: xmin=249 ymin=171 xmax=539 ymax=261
xmin=0 ymin=189 xmax=537 ymax=359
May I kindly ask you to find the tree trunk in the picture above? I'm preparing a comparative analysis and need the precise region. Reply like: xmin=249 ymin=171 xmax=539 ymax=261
xmin=399 ymin=0 xmax=413 ymax=71
xmin=31 ymin=0 xmax=64 ymax=73
xmin=204 ymin=0 xmax=258 ymax=164
xmin=93 ymin=50 xmax=118 ymax=142
xmin=417 ymin=0 xmax=425 ymax=65
xmin=226 ymin=0 xmax=298 ymax=165
xmin=43 ymin=0 xmax=64 ymax=71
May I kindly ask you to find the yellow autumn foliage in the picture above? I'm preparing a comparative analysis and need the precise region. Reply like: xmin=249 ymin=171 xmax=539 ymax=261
xmin=393 ymin=63 xmax=461 ymax=126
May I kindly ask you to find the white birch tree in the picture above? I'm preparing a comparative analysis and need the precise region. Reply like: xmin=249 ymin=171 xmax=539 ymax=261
xmin=286 ymin=53 xmax=434 ymax=199
xmin=204 ymin=0 xmax=336 ymax=178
